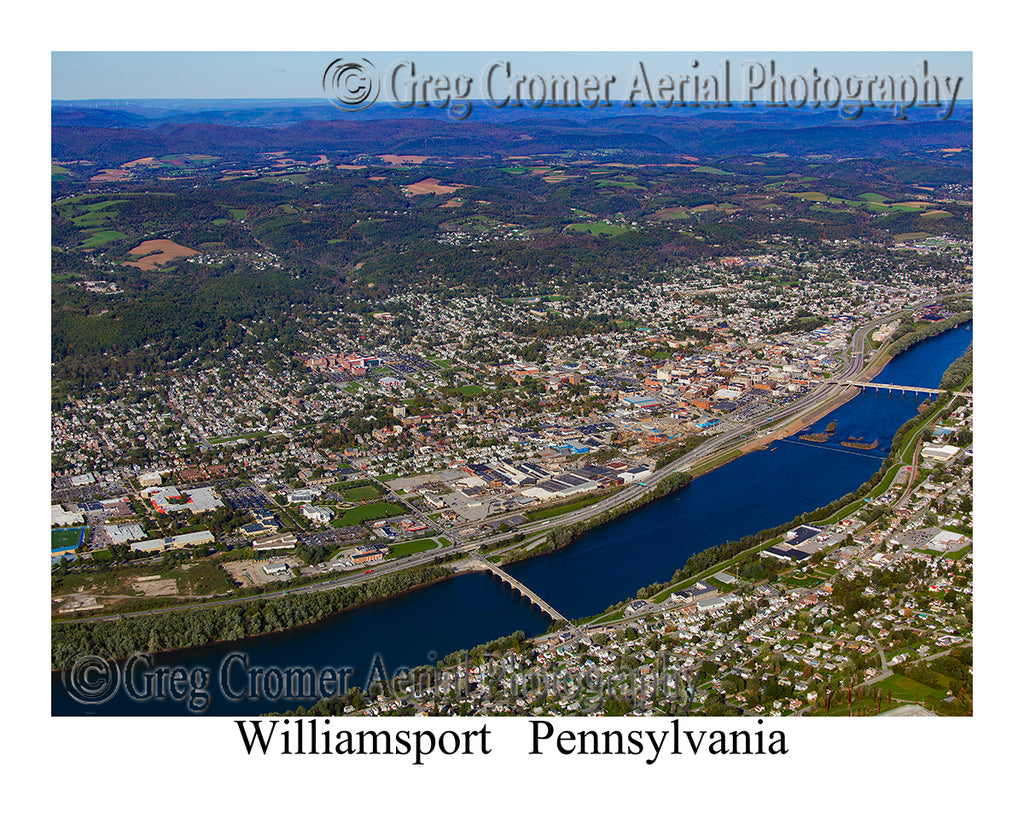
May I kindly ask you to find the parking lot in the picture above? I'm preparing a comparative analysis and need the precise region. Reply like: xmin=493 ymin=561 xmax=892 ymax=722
xmin=220 ymin=485 xmax=273 ymax=515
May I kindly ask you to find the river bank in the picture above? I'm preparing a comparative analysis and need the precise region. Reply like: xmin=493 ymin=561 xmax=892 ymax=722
xmin=50 ymin=318 xmax=958 ymax=654
xmin=51 ymin=563 xmax=456 ymax=670
xmin=52 ymin=320 xmax=973 ymax=714
xmin=503 ymin=319 xmax=973 ymax=622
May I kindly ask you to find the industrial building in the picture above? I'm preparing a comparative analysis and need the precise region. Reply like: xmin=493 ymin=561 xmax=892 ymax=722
xmin=132 ymin=529 xmax=215 ymax=553
xmin=921 ymin=443 xmax=960 ymax=462
xmin=621 ymin=395 xmax=662 ymax=411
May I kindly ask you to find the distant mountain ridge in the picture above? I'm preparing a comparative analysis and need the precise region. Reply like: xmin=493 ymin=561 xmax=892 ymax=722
xmin=51 ymin=99 xmax=972 ymax=164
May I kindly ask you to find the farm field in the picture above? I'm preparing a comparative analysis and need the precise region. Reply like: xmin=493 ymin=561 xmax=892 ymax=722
xmin=690 ymin=165 xmax=734 ymax=175
xmin=404 ymin=178 xmax=468 ymax=196
xmin=596 ymin=179 xmax=642 ymax=189
xmin=565 ymin=222 xmax=632 ymax=236
xmin=123 ymin=239 xmax=199 ymax=270
xmin=80 ymin=230 xmax=128 ymax=248
xmin=378 ymin=155 xmax=432 ymax=165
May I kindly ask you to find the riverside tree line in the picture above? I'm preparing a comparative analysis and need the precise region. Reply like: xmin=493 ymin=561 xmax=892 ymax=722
xmin=51 ymin=564 xmax=453 ymax=669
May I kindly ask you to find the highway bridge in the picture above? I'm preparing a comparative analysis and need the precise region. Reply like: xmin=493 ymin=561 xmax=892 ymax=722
xmin=469 ymin=555 xmax=586 ymax=640
xmin=839 ymin=381 xmax=943 ymax=396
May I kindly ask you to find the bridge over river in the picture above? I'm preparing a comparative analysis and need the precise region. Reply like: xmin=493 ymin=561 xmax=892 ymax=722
xmin=469 ymin=555 xmax=587 ymax=640
xmin=838 ymin=381 xmax=943 ymax=396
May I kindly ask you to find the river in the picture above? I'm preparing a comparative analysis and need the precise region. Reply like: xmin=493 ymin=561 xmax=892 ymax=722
xmin=51 ymin=321 xmax=972 ymax=715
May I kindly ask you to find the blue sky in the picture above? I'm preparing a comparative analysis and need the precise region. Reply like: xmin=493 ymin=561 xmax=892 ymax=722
xmin=52 ymin=52 xmax=971 ymax=100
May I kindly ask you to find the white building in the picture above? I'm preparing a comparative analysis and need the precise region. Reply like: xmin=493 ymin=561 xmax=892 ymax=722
xmin=287 ymin=487 xmax=323 ymax=504
xmin=619 ymin=466 xmax=653 ymax=484
xmin=921 ymin=444 xmax=960 ymax=462
xmin=147 ymin=485 xmax=224 ymax=514
xmin=51 ymin=505 xmax=84 ymax=527
xmin=104 ymin=523 xmax=146 ymax=544
xmin=301 ymin=504 xmax=334 ymax=524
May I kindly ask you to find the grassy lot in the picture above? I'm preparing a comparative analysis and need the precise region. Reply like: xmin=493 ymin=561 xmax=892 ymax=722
xmin=336 ymin=501 xmax=408 ymax=526
xmin=875 ymin=673 xmax=947 ymax=701
xmin=387 ymin=538 xmax=440 ymax=559
xmin=170 ymin=561 xmax=235 ymax=595
xmin=945 ymin=544 xmax=972 ymax=561
xmin=458 ymin=384 xmax=485 ymax=396
xmin=343 ymin=484 xmax=383 ymax=502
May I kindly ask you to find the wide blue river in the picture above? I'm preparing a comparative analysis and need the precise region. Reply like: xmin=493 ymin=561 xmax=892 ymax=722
xmin=52 ymin=321 xmax=971 ymax=715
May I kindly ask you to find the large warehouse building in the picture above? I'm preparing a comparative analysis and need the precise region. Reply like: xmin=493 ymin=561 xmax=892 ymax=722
xmin=143 ymin=485 xmax=224 ymax=515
